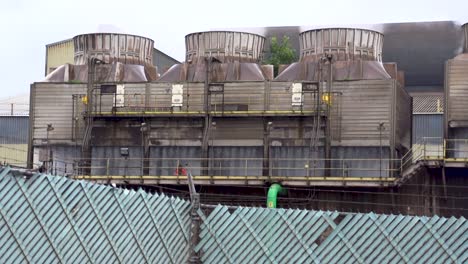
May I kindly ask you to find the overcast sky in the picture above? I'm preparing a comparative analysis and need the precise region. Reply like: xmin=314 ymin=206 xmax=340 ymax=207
xmin=1 ymin=0 xmax=467 ymax=99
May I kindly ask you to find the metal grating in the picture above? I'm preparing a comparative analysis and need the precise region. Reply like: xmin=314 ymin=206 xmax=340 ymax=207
xmin=0 ymin=167 xmax=191 ymax=264
xmin=196 ymin=206 xmax=467 ymax=264
xmin=413 ymin=95 xmax=444 ymax=113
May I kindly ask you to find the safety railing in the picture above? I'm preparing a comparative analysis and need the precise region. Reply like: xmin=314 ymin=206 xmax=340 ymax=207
xmin=400 ymin=136 xmax=468 ymax=166
xmin=401 ymin=137 xmax=445 ymax=171
xmin=87 ymin=91 xmax=334 ymax=116
xmin=37 ymin=137 xmax=468 ymax=183
xmin=46 ymin=156 xmax=401 ymax=182
xmin=444 ymin=138 xmax=468 ymax=161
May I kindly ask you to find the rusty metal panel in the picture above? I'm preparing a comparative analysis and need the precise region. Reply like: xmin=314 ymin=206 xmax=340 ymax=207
xmin=196 ymin=206 xmax=467 ymax=263
xmin=45 ymin=39 xmax=74 ymax=76
xmin=446 ymin=58 xmax=468 ymax=126
xmin=300 ymin=28 xmax=384 ymax=62
xmin=73 ymin=33 xmax=154 ymax=66
xmin=0 ymin=166 xmax=191 ymax=263
xmin=185 ymin=31 xmax=265 ymax=63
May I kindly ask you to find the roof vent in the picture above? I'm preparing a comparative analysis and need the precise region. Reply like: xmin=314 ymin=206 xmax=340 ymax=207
xmin=185 ymin=31 xmax=265 ymax=63
xmin=299 ymin=28 xmax=383 ymax=62
xmin=73 ymin=33 xmax=154 ymax=66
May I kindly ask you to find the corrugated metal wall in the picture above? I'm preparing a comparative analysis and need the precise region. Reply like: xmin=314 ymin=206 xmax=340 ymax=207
xmin=332 ymin=79 xmax=393 ymax=144
xmin=446 ymin=59 xmax=468 ymax=124
xmin=45 ymin=39 xmax=74 ymax=76
xmin=0 ymin=116 xmax=29 ymax=166
xmin=32 ymin=83 xmax=86 ymax=144
xmin=412 ymin=114 xmax=444 ymax=143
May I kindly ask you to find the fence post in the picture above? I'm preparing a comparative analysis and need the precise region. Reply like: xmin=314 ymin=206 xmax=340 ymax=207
xmin=187 ymin=171 xmax=201 ymax=264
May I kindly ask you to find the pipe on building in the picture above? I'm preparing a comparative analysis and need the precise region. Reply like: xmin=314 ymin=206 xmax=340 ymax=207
xmin=267 ymin=183 xmax=285 ymax=208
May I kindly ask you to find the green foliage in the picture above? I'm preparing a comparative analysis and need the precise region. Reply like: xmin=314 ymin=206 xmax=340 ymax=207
xmin=264 ymin=36 xmax=296 ymax=76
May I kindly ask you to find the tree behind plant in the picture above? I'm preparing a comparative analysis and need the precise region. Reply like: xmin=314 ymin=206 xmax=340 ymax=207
xmin=264 ymin=36 xmax=296 ymax=76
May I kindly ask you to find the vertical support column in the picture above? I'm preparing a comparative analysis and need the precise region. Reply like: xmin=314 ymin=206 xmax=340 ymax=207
xmin=27 ymin=84 xmax=35 ymax=169
xmin=263 ymin=120 xmax=272 ymax=178
xmin=201 ymin=58 xmax=211 ymax=177
xmin=431 ymin=173 xmax=439 ymax=216
xmin=441 ymin=165 xmax=448 ymax=201
xmin=423 ymin=167 xmax=431 ymax=215
xmin=141 ymin=122 xmax=150 ymax=177
xmin=82 ymin=58 xmax=97 ymax=176
xmin=324 ymin=55 xmax=333 ymax=177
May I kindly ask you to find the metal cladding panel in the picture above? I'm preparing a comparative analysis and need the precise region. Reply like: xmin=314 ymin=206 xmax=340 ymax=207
xmin=0 ymin=116 xmax=28 ymax=144
xmin=91 ymin=147 xmax=143 ymax=176
xmin=32 ymin=83 xmax=86 ymax=144
xmin=269 ymin=81 xmax=319 ymax=112
xmin=213 ymin=82 xmax=265 ymax=111
xmin=412 ymin=114 xmax=443 ymax=143
xmin=0 ymin=144 xmax=27 ymax=166
xmin=446 ymin=59 xmax=468 ymax=125
xmin=333 ymin=80 xmax=393 ymax=143
xmin=300 ymin=28 xmax=384 ymax=62
xmin=197 ymin=206 xmax=467 ymax=264
xmin=185 ymin=31 xmax=265 ymax=63
xmin=46 ymin=39 xmax=74 ymax=76
xmin=210 ymin=147 xmax=263 ymax=176
xmin=149 ymin=146 xmax=201 ymax=176
xmin=121 ymin=83 xmax=146 ymax=109
xmin=395 ymin=83 xmax=412 ymax=152
xmin=0 ymin=116 xmax=30 ymax=166
xmin=271 ymin=146 xmax=391 ymax=177
xmin=0 ymin=166 xmax=191 ymax=264
xmin=73 ymin=33 xmax=154 ymax=66
xmin=213 ymin=118 xmax=263 ymax=140
xmin=447 ymin=128 xmax=468 ymax=158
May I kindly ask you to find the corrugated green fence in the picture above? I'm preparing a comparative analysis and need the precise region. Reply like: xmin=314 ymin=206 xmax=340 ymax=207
xmin=0 ymin=167 xmax=191 ymax=263
xmin=0 ymin=167 xmax=466 ymax=263
xmin=196 ymin=206 xmax=467 ymax=263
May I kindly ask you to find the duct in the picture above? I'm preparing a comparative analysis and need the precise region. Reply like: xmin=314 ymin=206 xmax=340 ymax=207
xmin=267 ymin=183 xmax=284 ymax=208
xmin=44 ymin=63 xmax=157 ymax=82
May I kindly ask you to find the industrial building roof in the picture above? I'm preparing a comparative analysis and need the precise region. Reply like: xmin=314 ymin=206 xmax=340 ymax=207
xmin=0 ymin=166 xmax=466 ymax=263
